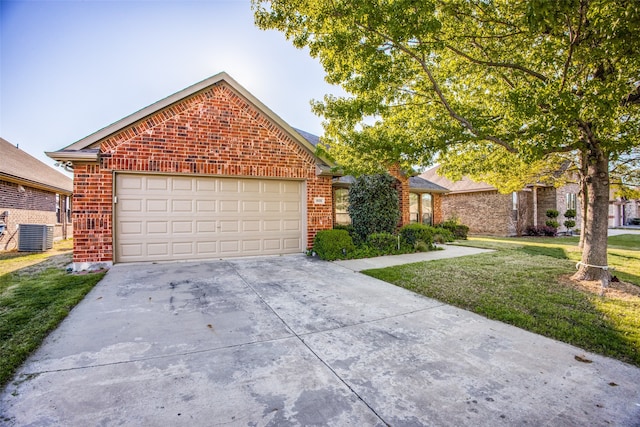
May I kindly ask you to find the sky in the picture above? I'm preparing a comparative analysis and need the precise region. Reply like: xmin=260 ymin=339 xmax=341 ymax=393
xmin=0 ymin=0 xmax=341 ymax=176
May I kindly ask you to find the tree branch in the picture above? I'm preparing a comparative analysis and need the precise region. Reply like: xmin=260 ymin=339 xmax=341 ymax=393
xmin=560 ymin=0 xmax=587 ymax=92
xmin=445 ymin=44 xmax=549 ymax=83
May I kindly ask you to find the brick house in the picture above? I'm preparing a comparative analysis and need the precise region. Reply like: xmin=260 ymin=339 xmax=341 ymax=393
xmin=0 ymin=137 xmax=73 ymax=250
xmin=293 ymin=129 xmax=449 ymax=228
xmin=47 ymin=72 xmax=342 ymax=270
xmin=421 ymin=165 xmax=581 ymax=236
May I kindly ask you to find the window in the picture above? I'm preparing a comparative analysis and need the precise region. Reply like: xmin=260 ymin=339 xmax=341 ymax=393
xmin=512 ymin=192 xmax=518 ymax=210
xmin=56 ymin=194 xmax=61 ymax=223
xmin=421 ymin=193 xmax=433 ymax=225
xmin=66 ymin=196 xmax=72 ymax=222
xmin=566 ymin=193 xmax=577 ymax=211
xmin=334 ymin=188 xmax=351 ymax=225
xmin=409 ymin=193 xmax=420 ymax=223
xmin=410 ymin=192 xmax=433 ymax=225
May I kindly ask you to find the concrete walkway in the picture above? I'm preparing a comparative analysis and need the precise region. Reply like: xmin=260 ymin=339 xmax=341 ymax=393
xmin=2 ymin=254 xmax=639 ymax=426
xmin=334 ymin=245 xmax=493 ymax=271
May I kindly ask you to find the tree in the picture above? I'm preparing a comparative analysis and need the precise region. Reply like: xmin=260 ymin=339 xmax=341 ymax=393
xmin=253 ymin=0 xmax=640 ymax=283
xmin=347 ymin=174 xmax=400 ymax=242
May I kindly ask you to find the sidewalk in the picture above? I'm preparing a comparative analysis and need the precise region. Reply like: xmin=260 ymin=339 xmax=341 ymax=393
xmin=334 ymin=245 xmax=493 ymax=272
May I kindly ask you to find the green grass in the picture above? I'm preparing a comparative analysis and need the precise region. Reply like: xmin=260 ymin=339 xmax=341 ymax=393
xmin=364 ymin=234 xmax=640 ymax=367
xmin=0 ymin=241 xmax=105 ymax=387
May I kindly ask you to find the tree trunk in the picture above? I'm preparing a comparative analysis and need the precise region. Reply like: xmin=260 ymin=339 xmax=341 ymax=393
xmin=578 ymin=151 xmax=588 ymax=249
xmin=572 ymin=144 xmax=610 ymax=283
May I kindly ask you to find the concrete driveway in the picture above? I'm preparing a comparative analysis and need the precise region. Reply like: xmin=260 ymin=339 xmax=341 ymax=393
xmin=2 ymin=255 xmax=639 ymax=426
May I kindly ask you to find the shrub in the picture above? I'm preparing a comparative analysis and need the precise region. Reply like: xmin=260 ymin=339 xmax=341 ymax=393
xmin=564 ymin=209 xmax=576 ymax=219
xmin=399 ymin=224 xmax=434 ymax=249
xmin=333 ymin=224 xmax=359 ymax=244
xmin=313 ymin=229 xmax=355 ymax=260
xmin=546 ymin=209 xmax=559 ymax=219
xmin=525 ymin=225 xmax=558 ymax=237
xmin=436 ymin=218 xmax=469 ymax=240
xmin=348 ymin=174 xmax=400 ymax=242
xmin=545 ymin=219 xmax=560 ymax=228
xmin=432 ymin=229 xmax=455 ymax=244
xmin=367 ymin=232 xmax=398 ymax=252
xmin=563 ymin=220 xmax=576 ymax=229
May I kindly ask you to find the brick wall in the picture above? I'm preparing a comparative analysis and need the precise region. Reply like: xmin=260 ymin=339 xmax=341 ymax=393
xmin=433 ymin=194 xmax=443 ymax=224
xmin=73 ymin=81 xmax=333 ymax=264
xmin=0 ymin=180 xmax=56 ymax=211
xmin=441 ymin=190 xmax=513 ymax=235
xmin=535 ymin=184 xmax=581 ymax=232
xmin=387 ymin=165 xmax=410 ymax=227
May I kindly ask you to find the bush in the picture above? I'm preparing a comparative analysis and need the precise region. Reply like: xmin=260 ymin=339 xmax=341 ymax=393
xmin=313 ymin=229 xmax=355 ymax=260
xmin=564 ymin=209 xmax=576 ymax=219
xmin=399 ymin=224 xmax=434 ymax=249
xmin=436 ymin=218 xmax=469 ymax=240
xmin=546 ymin=209 xmax=559 ymax=219
xmin=432 ymin=228 xmax=455 ymax=244
xmin=525 ymin=225 xmax=558 ymax=237
xmin=545 ymin=219 xmax=560 ymax=228
xmin=348 ymin=174 xmax=400 ymax=242
xmin=563 ymin=220 xmax=576 ymax=229
xmin=367 ymin=232 xmax=398 ymax=252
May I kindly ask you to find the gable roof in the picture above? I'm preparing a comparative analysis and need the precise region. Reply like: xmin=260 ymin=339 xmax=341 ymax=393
xmin=46 ymin=72 xmax=334 ymax=171
xmin=0 ymin=137 xmax=73 ymax=194
xmin=409 ymin=176 xmax=449 ymax=193
xmin=420 ymin=165 xmax=496 ymax=194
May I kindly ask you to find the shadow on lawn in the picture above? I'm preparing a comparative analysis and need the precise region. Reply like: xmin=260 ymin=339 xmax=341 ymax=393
xmin=521 ymin=245 xmax=568 ymax=260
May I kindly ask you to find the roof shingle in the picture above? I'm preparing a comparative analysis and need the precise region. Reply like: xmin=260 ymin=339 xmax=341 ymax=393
xmin=0 ymin=138 xmax=73 ymax=194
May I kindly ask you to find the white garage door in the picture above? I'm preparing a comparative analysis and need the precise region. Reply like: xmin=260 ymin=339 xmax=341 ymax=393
xmin=115 ymin=174 xmax=304 ymax=263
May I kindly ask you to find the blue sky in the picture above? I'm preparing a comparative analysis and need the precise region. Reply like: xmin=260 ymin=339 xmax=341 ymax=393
xmin=0 ymin=0 xmax=340 ymax=174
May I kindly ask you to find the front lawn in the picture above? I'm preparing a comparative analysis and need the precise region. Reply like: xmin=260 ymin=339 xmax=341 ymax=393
xmin=363 ymin=234 xmax=640 ymax=367
xmin=0 ymin=241 xmax=106 ymax=387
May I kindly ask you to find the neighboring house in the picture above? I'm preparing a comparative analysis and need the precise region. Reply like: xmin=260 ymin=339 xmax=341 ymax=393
xmin=0 ymin=137 xmax=73 ymax=251
xmin=47 ymin=72 xmax=338 ymax=270
xmin=421 ymin=166 xmax=581 ymax=236
xmin=609 ymin=188 xmax=640 ymax=227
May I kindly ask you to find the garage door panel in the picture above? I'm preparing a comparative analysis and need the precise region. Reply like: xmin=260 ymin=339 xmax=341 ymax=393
xmin=172 ymin=221 xmax=193 ymax=233
xmin=172 ymin=242 xmax=193 ymax=255
xmin=219 ymin=180 xmax=239 ymax=192
xmin=172 ymin=177 xmax=193 ymax=191
xmin=147 ymin=200 xmax=168 ymax=212
xmin=196 ymin=200 xmax=216 ymax=212
xmin=147 ymin=177 xmax=168 ymax=190
xmin=172 ymin=200 xmax=193 ymax=212
xmin=120 ymin=199 xmax=142 ymax=212
xmin=284 ymin=238 xmax=302 ymax=249
xmin=197 ymin=221 xmax=217 ymax=233
xmin=220 ymin=200 xmax=239 ymax=212
xmin=219 ymin=220 xmax=239 ymax=233
xmin=120 ymin=222 xmax=142 ymax=235
xmin=116 ymin=174 xmax=304 ymax=263
xmin=147 ymin=222 xmax=168 ymax=234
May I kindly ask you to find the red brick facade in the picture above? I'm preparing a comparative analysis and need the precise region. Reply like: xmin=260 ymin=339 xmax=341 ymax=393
xmin=388 ymin=165 xmax=411 ymax=227
xmin=71 ymin=81 xmax=333 ymax=265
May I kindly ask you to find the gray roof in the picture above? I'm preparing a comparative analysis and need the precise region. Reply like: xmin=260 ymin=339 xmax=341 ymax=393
xmin=409 ymin=176 xmax=449 ymax=193
xmin=0 ymin=137 xmax=73 ymax=194
xmin=332 ymin=174 xmax=448 ymax=193
xmin=292 ymin=128 xmax=321 ymax=147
